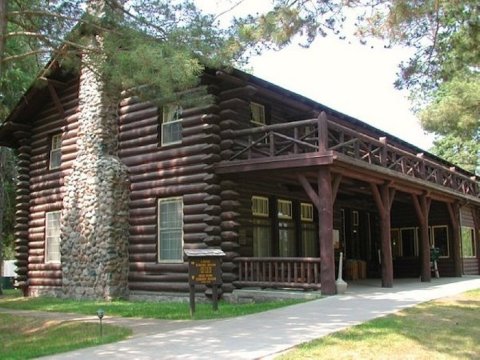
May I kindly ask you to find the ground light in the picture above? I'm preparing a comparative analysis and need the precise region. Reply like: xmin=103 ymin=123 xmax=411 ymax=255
xmin=96 ymin=308 xmax=104 ymax=338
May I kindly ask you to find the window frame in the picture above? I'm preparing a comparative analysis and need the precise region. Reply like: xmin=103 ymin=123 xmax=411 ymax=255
xmin=461 ymin=226 xmax=476 ymax=258
xmin=157 ymin=197 xmax=184 ymax=263
xmin=161 ymin=103 xmax=183 ymax=146
xmin=250 ymin=102 xmax=266 ymax=126
xmin=277 ymin=199 xmax=293 ymax=220
xmin=432 ymin=225 xmax=450 ymax=258
xmin=400 ymin=227 xmax=419 ymax=258
xmin=49 ymin=133 xmax=62 ymax=170
xmin=252 ymin=196 xmax=269 ymax=217
xmin=45 ymin=211 xmax=61 ymax=263
xmin=300 ymin=202 xmax=314 ymax=222
xmin=252 ymin=195 xmax=271 ymax=257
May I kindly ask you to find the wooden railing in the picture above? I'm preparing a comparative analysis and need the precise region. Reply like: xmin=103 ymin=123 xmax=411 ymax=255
xmin=234 ymin=257 xmax=321 ymax=290
xmin=221 ymin=115 xmax=480 ymax=198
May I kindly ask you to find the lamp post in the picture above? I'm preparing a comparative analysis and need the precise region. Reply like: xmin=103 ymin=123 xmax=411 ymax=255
xmin=96 ymin=308 xmax=105 ymax=338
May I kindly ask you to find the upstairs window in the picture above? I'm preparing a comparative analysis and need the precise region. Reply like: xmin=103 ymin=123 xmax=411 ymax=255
xmin=250 ymin=102 xmax=265 ymax=125
xmin=49 ymin=134 xmax=62 ymax=170
xmin=161 ymin=104 xmax=183 ymax=146
xmin=45 ymin=211 xmax=61 ymax=263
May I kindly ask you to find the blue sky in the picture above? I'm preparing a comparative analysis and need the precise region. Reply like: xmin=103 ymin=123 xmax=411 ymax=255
xmin=197 ymin=0 xmax=435 ymax=151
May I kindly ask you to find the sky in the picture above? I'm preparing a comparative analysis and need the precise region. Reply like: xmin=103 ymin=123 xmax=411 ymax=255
xmin=197 ymin=0 xmax=436 ymax=151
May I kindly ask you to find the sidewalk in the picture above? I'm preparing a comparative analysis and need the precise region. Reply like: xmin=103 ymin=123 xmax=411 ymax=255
xmin=6 ymin=276 xmax=480 ymax=360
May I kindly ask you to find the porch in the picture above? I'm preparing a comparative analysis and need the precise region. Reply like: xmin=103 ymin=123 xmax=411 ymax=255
xmin=216 ymin=112 xmax=479 ymax=295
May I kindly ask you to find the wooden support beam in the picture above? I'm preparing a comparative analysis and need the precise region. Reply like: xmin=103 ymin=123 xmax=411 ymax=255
xmin=47 ymin=83 xmax=65 ymax=119
xmin=297 ymin=174 xmax=320 ymax=209
xmin=447 ymin=202 xmax=462 ymax=277
xmin=318 ymin=166 xmax=335 ymax=295
xmin=370 ymin=182 xmax=395 ymax=288
xmin=411 ymin=193 xmax=432 ymax=282
xmin=317 ymin=112 xmax=328 ymax=152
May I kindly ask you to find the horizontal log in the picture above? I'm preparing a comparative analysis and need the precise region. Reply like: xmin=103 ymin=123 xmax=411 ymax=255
xmin=28 ymin=270 xmax=62 ymax=279
xmin=126 ymin=153 xmax=206 ymax=174
xmin=29 ymin=202 xmax=62 ymax=213
xmin=30 ymin=194 xmax=64 ymax=206
xmin=130 ymin=184 xmax=207 ymax=200
xmin=183 ymin=233 xmax=206 ymax=243
xmin=130 ymin=173 xmax=208 ymax=192
xmin=129 ymin=262 xmax=188 ymax=273
xmin=128 ymin=282 xmax=201 ymax=292
xmin=182 ymin=123 xmax=220 ymax=138
xmin=184 ymin=214 xmax=206 ymax=224
xmin=119 ymin=133 xmax=158 ymax=149
xmin=28 ymin=255 xmax=44 ymax=263
xmin=128 ymin=273 xmax=189 ymax=282
xmin=129 ymin=163 xmax=208 ymax=184
xmin=129 ymin=234 xmax=156 ymax=244
xmin=119 ymin=115 xmax=158 ymax=133
xmin=129 ymin=253 xmax=157 ymax=262
xmin=221 ymin=241 xmax=240 ymax=251
xmin=30 ymin=179 xmax=63 ymax=192
xmin=118 ymin=98 xmax=155 ymax=115
xmin=119 ymin=106 xmax=158 ymax=124
xmin=129 ymin=207 xmax=156 ymax=217
xmin=183 ymin=203 xmax=207 ymax=215
xmin=183 ymin=193 xmax=209 ymax=205
xmin=28 ymin=263 xmax=61 ymax=271
xmin=28 ymin=226 xmax=45 ymax=235
xmin=129 ymin=224 xmax=156 ymax=235
xmin=129 ymin=244 xmax=156 ymax=254
xmin=119 ymin=123 xmax=157 ymax=143
xmin=129 ymin=197 xmax=156 ymax=209
xmin=129 ymin=215 xmax=156 ymax=226
xmin=28 ymin=279 xmax=62 ymax=286
xmin=183 ymin=223 xmax=207 ymax=233
xmin=122 ymin=144 xmax=211 ymax=168
xmin=29 ymin=241 xmax=45 ymax=249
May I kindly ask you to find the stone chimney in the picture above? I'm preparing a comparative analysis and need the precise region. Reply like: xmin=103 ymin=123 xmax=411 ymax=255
xmin=60 ymin=3 xmax=129 ymax=300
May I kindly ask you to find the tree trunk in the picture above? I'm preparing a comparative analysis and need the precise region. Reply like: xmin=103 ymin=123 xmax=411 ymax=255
xmin=0 ymin=147 xmax=6 ymax=294
xmin=0 ymin=0 xmax=8 ymax=79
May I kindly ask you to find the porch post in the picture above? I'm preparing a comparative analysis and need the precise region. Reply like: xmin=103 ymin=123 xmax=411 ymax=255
xmin=447 ymin=202 xmax=462 ymax=277
xmin=370 ymin=183 xmax=395 ymax=288
xmin=411 ymin=194 xmax=431 ymax=282
xmin=318 ymin=166 xmax=335 ymax=295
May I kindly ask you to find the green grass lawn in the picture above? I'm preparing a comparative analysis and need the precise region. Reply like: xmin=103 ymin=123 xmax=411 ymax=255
xmin=0 ymin=289 xmax=306 ymax=320
xmin=279 ymin=288 xmax=480 ymax=360
xmin=0 ymin=312 xmax=131 ymax=360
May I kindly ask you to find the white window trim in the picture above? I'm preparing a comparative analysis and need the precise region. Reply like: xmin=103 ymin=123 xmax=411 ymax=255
xmin=49 ymin=134 xmax=62 ymax=170
xmin=252 ymin=196 xmax=269 ymax=217
xmin=157 ymin=197 xmax=184 ymax=263
xmin=300 ymin=203 xmax=314 ymax=222
xmin=461 ymin=226 xmax=476 ymax=258
xmin=432 ymin=225 xmax=450 ymax=258
xmin=278 ymin=199 xmax=293 ymax=220
xmin=250 ymin=102 xmax=266 ymax=126
xmin=161 ymin=104 xmax=183 ymax=146
xmin=45 ymin=211 xmax=61 ymax=263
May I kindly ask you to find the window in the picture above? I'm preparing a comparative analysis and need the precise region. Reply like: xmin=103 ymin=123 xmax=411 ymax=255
xmin=278 ymin=199 xmax=293 ymax=219
xmin=278 ymin=199 xmax=295 ymax=256
xmin=352 ymin=210 xmax=359 ymax=227
xmin=300 ymin=203 xmax=314 ymax=222
xmin=301 ymin=203 xmax=316 ymax=257
xmin=161 ymin=104 xmax=183 ymax=146
xmin=49 ymin=134 xmax=62 ymax=170
xmin=461 ymin=227 xmax=476 ymax=257
xmin=45 ymin=211 xmax=61 ymax=263
xmin=401 ymin=228 xmax=418 ymax=257
xmin=252 ymin=196 xmax=271 ymax=256
xmin=252 ymin=196 xmax=269 ymax=217
xmin=158 ymin=197 xmax=183 ymax=262
xmin=432 ymin=225 xmax=449 ymax=258
xmin=250 ymin=102 xmax=265 ymax=125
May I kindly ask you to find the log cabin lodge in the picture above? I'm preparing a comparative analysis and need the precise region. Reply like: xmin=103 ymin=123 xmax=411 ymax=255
xmin=0 ymin=64 xmax=479 ymax=300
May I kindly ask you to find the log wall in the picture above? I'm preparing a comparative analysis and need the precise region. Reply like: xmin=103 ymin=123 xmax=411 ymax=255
xmin=118 ymin=84 xmax=225 ymax=294
xmin=20 ymin=79 xmax=80 ymax=293
xmin=460 ymin=206 xmax=479 ymax=275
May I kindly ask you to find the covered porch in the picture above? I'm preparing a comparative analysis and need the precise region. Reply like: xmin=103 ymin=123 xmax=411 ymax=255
xmin=215 ymin=112 xmax=480 ymax=295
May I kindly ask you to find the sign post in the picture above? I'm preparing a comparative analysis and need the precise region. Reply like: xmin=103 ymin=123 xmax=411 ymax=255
xmin=185 ymin=249 xmax=225 ymax=317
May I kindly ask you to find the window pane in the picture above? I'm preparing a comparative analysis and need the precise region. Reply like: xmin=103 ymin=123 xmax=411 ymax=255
xmin=158 ymin=198 xmax=183 ymax=262
xmin=253 ymin=218 xmax=271 ymax=257
xmin=279 ymin=222 xmax=296 ymax=256
xmin=162 ymin=120 xmax=182 ymax=145
xmin=46 ymin=211 xmax=61 ymax=263
xmin=433 ymin=226 xmax=449 ymax=257
xmin=302 ymin=223 xmax=317 ymax=257
xmin=401 ymin=228 xmax=417 ymax=257
xmin=461 ymin=227 xmax=475 ymax=257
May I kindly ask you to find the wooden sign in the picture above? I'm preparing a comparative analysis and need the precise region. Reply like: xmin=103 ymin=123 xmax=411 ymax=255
xmin=184 ymin=249 xmax=225 ymax=316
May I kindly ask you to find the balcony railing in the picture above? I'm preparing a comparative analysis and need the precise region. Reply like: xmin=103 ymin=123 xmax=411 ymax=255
xmin=220 ymin=115 xmax=479 ymax=198
xmin=234 ymin=257 xmax=321 ymax=290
